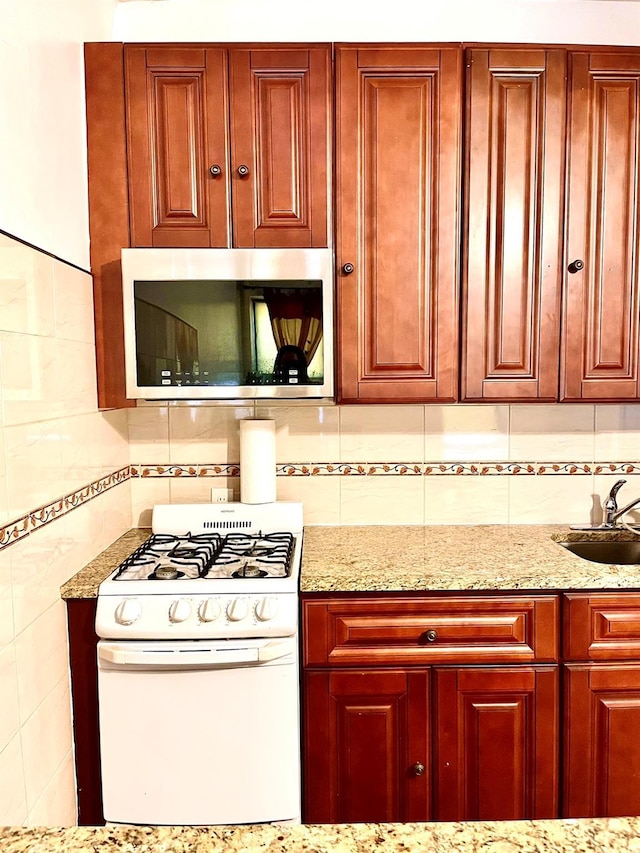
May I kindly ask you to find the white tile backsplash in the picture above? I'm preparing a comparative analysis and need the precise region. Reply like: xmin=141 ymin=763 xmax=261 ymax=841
xmin=0 ymin=643 xmax=20 ymax=754
xmin=0 ymin=734 xmax=28 ymax=825
xmin=20 ymin=674 xmax=73 ymax=813
xmin=595 ymin=405 xmax=640 ymax=460
xmin=340 ymin=476 xmax=424 ymax=525
xmin=509 ymin=405 xmax=595 ymax=461
xmin=259 ymin=404 xmax=340 ymax=463
xmin=340 ymin=405 xmax=424 ymax=462
xmin=425 ymin=475 xmax=510 ymax=525
xmin=0 ymin=332 xmax=60 ymax=427
xmin=53 ymin=261 xmax=95 ymax=345
xmin=508 ymin=474 xmax=594 ymax=525
xmin=425 ymin=405 xmax=509 ymax=461
xmin=129 ymin=406 xmax=170 ymax=463
xmin=168 ymin=405 xmax=252 ymax=464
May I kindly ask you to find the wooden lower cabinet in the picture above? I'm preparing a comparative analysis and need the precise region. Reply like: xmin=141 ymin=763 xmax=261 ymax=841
xmin=303 ymin=669 xmax=430 ymax=823
xmin=564 ymin=664 xmax=640 ymax=818
xmin=433 ymin=666 xmax=559 ymax=821
xmin=303 ymin=665 xmax=559 ymax=823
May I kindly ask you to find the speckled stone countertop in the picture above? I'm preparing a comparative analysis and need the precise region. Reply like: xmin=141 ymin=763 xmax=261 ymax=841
xmin=4 ymin=817 xmax=640 ymax=853
xmin=60 ymin=524 xmax=640 ymax=600
xmin=299 ymin=524 xmax=640 ymax=592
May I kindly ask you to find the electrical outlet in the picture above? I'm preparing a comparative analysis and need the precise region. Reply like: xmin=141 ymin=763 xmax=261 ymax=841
xmin=211 ymin=488 xmax=233 ymax=503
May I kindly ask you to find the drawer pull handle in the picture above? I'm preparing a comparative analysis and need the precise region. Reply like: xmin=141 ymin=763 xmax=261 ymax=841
xmin=424 ymin=629 xmax=438 ymax=643
xmin=413 ymin=762 xmax=425 ymax=777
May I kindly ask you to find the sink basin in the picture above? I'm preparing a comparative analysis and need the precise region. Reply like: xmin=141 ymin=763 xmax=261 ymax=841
xmin=559 ymin=539 xmax=640 ymax=565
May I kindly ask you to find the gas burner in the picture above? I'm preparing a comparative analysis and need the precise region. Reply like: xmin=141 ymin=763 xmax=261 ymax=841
xmin=151 ymin=567 xmax=183 ymax=580
xmin=232 ymin=564 xmax=268 ymax=579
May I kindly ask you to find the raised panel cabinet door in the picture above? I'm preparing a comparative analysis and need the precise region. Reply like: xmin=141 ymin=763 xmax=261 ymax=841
xmin=434 ymin=666 xmax=559 ymax=821
xmin=303 ymin=669 xmax=430 ymax=823
xmin=125 ymin=46 xmax=231 ymax=248
xmin=335 ymin=46 xmax=463 ymax=402
xmin=564 ymin=664 xmax=640 ymax=817
xmin=228 ymin=48 xmax=330 ymax=248
xmin=461 ymin=49 xmax=566 ymax=401
xmin=561 ymin=53 xmax=640 ymax=400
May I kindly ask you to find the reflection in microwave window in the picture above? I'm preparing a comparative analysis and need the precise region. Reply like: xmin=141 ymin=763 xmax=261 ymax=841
xmin=133 ymin=279 xmax=324 ymax=388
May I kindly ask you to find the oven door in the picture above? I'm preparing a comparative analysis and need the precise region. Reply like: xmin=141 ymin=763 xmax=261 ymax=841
xmin=97 ymin=637 xmax=300 ymax=825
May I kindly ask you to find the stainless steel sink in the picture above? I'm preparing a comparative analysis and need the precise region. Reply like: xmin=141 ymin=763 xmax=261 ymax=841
xmin=559 ymin=539 xmax=640 ymax=565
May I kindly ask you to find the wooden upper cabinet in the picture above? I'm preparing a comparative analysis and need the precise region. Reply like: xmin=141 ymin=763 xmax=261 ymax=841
xmin=561 ymin=52 xmax=640 ymax=400
xmin=125 ymin=44 xmax=330 ymax=248
xmin=461 ymin=49 xmax=566 ymax=401
xmin=335 ymin=46 xmax=463 ymax=403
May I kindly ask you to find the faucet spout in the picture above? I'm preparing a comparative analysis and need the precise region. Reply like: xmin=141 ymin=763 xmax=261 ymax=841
xmin=603 ymin=479 xmax=640 ymax=527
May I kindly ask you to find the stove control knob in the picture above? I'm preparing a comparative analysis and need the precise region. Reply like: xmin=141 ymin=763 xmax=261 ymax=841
xmin=255 ymin=597 xmax=278 ymax=622
xmin=168 ymin=598 xmax=192 ymax=624
xmin=115 ymin=598 xmax=142 ymax=626
xmin=227 ymin=598 xmax=249 ymax=622
xmin=198 ymin=598 xmax=220 ymax=623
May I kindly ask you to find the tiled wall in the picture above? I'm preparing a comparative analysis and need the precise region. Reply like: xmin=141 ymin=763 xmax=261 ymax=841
xmin=128 ymin=401 xmax=640 ymax=528
xmin=0 ymin=234 xmax=131 ymax=825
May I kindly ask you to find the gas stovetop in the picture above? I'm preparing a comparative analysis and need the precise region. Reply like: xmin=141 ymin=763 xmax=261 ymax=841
xmin=95 ymin=502 xmax=303 ymax=640
xmin=113 ymin=531 xmax=295 ymax=581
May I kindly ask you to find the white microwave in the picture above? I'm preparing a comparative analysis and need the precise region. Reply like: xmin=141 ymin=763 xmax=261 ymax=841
xmin=121 ymin=248 xmax=334 ymax=400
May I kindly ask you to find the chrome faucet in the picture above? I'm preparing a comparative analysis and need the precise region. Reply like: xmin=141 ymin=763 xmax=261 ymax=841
xmin=603 ymin=479 xmax=640 ymax=527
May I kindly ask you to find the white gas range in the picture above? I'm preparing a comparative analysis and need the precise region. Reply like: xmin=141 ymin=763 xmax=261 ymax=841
xmin=96 ymin=501 xmax=303 ymax=827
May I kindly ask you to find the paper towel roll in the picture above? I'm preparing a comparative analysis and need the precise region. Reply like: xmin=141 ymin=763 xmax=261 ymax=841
xmin=240 ymin=419 xmax=277 ymax=504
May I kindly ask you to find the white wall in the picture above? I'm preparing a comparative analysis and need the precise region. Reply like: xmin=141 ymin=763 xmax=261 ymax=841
xmin=113 ymin=0 xmax=640 ymax=45
xmin=0 ymin=0 xmax=129 ymax=826
xmin=0 ymin=0 xmax=116 ymax=269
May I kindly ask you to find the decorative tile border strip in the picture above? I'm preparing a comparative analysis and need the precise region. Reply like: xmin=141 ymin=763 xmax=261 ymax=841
xmin=0 ymin=466 xmax=130 ymax=552
xmin=131 ymin=464 xmax=240 ymax=478
xmin=131 ymin=462 xmax=640 ymax=477
xmin=2 ymin=459 xmax=639 ymax=553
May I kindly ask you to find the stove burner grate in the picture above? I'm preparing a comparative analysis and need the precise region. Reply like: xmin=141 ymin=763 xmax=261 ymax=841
xmin=112 ymin=530 xmax=295 ymax=581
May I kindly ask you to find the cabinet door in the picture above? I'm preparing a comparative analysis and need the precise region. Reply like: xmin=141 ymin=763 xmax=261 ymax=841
xmin=561 ymin=52 xmax=640 ymax=400
xmin=229 ymin=48 xmax=330 ymax=248
xmin=303 ymin=669 xmax=430 ymax=823
xmin=335 ymin=46 xmax=462 ymax=403
xmin=434 ymin=666 xmax=559 ymax=821
xmin=126 ymin=46 xmax=231 ymax=248
xmin=461 ymin=49 xmax=566 ymax=401
xmin=564 ymin=664 xmax=640 ymax=817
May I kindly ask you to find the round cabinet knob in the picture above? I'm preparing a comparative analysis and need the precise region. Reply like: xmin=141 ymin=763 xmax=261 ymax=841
xmin=168 ymin=599 xmax=192 ymax=624
xmin=568 ymin=259 xmax=584 ymax=274
xmin=425 ymin=629 xmax=438 ymax=643
xmin=227 ymin=598 xmax=249 ymax=622
xmin=115 ymin=598 xmax=142 ymax=626
xmin=198 ymin=598 xmax=221 ymax=623
xmin=255 ymin=597 xmax=278 ymax=622
xmin=413 ymin=762 xmax=425 ymax=777
xmin=237 ymin=164 xmax=250 ymax=177
xmin=342 ymin=262 xmax=354 ymax=275
xmin=209 ymin=164 xmax=222 ymax=177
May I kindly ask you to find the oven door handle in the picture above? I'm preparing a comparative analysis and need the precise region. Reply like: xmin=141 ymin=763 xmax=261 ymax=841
xmin=98 ymin=639 xmax=293 ymax=669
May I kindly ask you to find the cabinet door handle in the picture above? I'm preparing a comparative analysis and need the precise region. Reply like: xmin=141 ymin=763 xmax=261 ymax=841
xmin=209 ymin=164 xmax=222 ymax=177
xmin=237 ymin=164 xmax=250 ymax=177
xmin=412 ymin=762 xmax=425 ymax=777
xmin=342 ymin=262 xmax=354 ymax=275
xmin=423 ymin=629 xmax=438 ymax=643
xmin=567 ymin=259 xmax=584 ymax=274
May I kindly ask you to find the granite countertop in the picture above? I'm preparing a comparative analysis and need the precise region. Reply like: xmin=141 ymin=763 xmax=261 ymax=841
xmin=4 ymin=817 xmax=640 ymax=853
xmin=61 ymin=524 xmax=640 ymax=600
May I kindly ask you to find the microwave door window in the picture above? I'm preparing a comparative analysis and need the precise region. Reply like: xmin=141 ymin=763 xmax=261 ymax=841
xmin=133 ymin=279 xmax=324 ymax=389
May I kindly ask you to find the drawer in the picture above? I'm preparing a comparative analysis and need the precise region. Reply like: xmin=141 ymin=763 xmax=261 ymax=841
xmin=565 ymin=593 xmax=640 ymax=661
xmin=303 ymin=595 xmax=559 ymax=666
